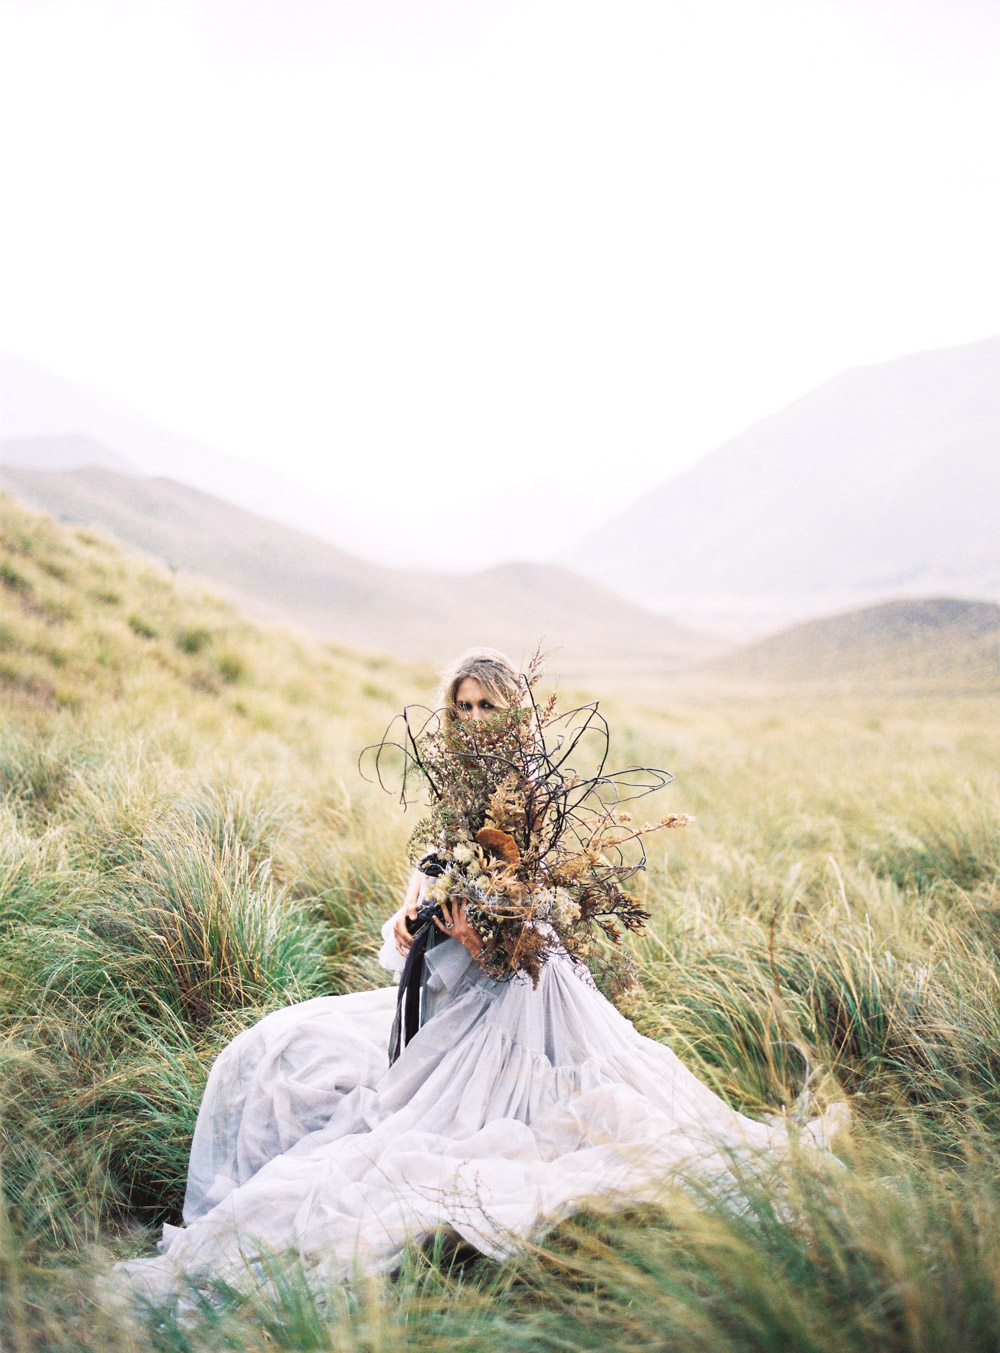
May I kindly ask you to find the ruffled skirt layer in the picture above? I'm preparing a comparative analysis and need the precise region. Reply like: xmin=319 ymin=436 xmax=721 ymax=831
xmin=119 ymin=952 xmax=840 ymax=1299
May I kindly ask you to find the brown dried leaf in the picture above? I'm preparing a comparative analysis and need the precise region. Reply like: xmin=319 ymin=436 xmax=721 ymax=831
xmin=476 ymin=827 xmax=521 ymax=867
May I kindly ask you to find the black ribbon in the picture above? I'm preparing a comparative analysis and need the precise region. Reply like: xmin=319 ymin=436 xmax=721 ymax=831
xmin=388 ymin=918 xmax=440 ymax=1064
xmin=388 ymin=856 xmax=448 ymax=1065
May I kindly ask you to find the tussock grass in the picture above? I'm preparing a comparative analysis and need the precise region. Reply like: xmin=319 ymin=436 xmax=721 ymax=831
xmin=3 ymin=493 xmax=1000 ymax=1349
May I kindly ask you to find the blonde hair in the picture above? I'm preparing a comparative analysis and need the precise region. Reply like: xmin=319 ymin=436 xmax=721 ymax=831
xmin=437 ymin=647 xmax=526 ymax=722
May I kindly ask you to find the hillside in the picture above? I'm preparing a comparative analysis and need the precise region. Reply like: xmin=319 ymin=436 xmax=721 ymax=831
xmin=713 ymin=597 xmax=1000 ymax=688
xmin=565 ymin=335 xmax=1000 ymax=635
xmin=0 ymin=489 xmax=429 ymax=733
xmin=0 ymin=465 xmax=719 ymax=676
xmin=5 ymin=482 xmax=1000 ymax=1351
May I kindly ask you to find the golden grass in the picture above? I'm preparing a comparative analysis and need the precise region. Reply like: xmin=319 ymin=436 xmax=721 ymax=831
xmin=3 ymin=492 xmax=1000 ymax=1350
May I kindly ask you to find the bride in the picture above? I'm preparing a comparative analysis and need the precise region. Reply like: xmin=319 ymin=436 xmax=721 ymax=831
xmin=118 ymin=648 xmax=846 ymax=1300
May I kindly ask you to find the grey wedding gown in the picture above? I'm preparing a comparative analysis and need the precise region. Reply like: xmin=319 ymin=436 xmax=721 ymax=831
xmin=117 ymin=914 xmax=845 ymax=1300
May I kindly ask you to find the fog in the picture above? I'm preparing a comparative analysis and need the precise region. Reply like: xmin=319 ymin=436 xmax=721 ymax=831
xmin=1 ymin=0 xmax=998 ymax=568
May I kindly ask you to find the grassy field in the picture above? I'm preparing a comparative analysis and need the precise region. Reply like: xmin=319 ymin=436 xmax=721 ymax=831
xmin=2 ymin=493 xmax=1000 ymax=1351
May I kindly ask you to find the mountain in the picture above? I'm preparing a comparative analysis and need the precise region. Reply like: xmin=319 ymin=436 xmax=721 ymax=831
xmin=0 ymin=353 xmax=391 ymax=563
xmin=564 ymin=336 xmax=1000 ymax=637
xmin=0 ymin=354 xmax=611 ymax=571
xmin=712 ymin=597 xmax=1000 ymax=688
xmin=0 ymin=465 xmax=720 ymax=676
xmin=0 ymin=434 xmax=135 ymax=474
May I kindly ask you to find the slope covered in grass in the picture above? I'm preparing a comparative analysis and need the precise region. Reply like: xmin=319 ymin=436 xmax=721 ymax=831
xmin=715 ymin=596 xmax=1000 ymax=688
xmin=3 ymin=494 xmax=1000 ymax=1351
xmin=0 ymin=488 xmax=429 ymax=723
xmin=0 ymin=496 xmax=430 ymax=1266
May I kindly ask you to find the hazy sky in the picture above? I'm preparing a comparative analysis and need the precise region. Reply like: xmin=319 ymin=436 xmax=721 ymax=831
xmin=1 ymin=0 xmax=998 ymax=566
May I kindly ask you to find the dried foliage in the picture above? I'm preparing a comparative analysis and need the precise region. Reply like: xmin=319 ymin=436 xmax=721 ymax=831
xmin=364 ymin=658 xmax=688 ymax=982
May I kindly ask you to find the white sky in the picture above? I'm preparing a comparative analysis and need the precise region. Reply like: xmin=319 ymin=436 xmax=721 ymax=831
xmin=1 ymin=0 xmax=998 ymax=566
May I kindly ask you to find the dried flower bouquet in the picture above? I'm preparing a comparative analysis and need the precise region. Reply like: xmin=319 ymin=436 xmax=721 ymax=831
xmin=366 ymin=665 xmax=688 ymax=986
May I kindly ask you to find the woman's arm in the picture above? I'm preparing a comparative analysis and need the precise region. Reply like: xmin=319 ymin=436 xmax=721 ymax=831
xmin=392 ymin=869 xmax=423 ymax=956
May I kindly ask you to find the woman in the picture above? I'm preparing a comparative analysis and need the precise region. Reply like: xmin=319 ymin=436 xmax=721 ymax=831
xmin=118 ymin=648 xmax=846 ymax=1301
xmin=391 ymin=648 xmax=516 ymax=968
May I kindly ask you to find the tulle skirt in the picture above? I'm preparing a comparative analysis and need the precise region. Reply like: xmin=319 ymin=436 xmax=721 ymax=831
xmin=117 ymin=942 xmax=844 ymax=1299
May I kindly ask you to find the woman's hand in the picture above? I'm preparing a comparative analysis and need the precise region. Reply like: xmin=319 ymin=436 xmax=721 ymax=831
xmin=433 ymin=899 xmax=483 ymax=960
xmin=393 ymin=870 xmax=422 ymax=957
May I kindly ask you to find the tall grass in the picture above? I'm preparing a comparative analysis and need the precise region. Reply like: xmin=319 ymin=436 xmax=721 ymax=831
xmin=3 ymin=494 xmax=1000 ymax=1349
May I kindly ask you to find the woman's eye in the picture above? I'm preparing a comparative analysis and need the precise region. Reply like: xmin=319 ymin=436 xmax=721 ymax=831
xmin=481 ymin=703 xmax=493 ymax=711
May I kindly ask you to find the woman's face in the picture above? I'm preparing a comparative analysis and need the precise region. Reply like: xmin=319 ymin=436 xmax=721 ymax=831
xmin=454 ymin=676 xmax=501 ymax=721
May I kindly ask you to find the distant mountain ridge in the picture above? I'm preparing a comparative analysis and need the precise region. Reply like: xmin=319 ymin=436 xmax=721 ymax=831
xmin=9 ymin=337 xmax=999 ymax=646
xmin=0 ymin=353 xmax=414 ymax=566
xmin=0 ymin=434 xmax=136 ymax=474
xmin=0 ymin=354 xmax=609 ymax=570
xmin=565 ymin=336 xmax=1000 ymax=636
xmin=0 ymin=465 xmax=720 ymax=676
